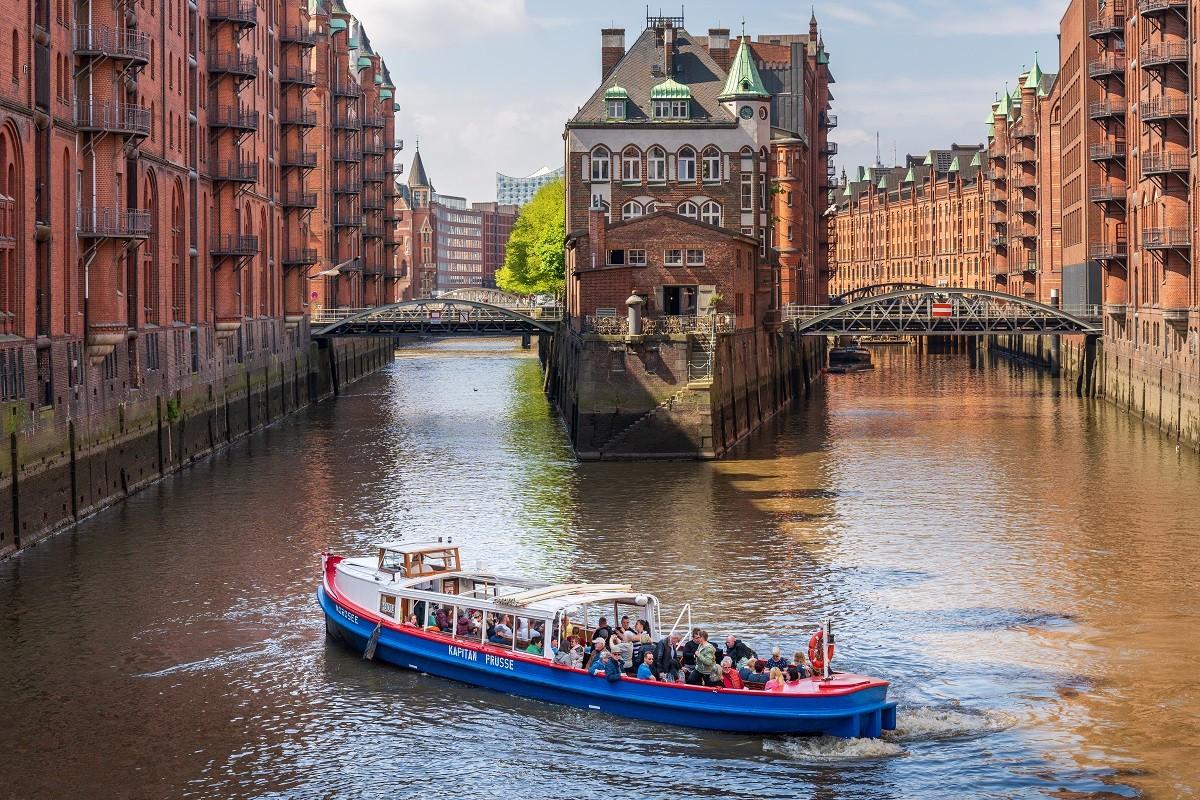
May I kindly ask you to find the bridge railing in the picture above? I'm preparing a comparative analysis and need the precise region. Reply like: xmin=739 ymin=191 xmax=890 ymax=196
xmin=585 ymin=313 xmax=736 ymax=336
xmin=783 ymin=301 xmax=1104 ymax=325
xmin=312 ymin=304 xmax=563 ymax=326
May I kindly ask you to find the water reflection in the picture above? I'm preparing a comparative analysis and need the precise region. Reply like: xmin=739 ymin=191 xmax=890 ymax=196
xmin=0 ymin=340 xmax=1196 ymax=799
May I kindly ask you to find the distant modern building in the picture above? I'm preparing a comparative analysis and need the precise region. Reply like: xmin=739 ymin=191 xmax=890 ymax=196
xmin=496 ymin=166 xmax=565 ymax=206
xmin=398 ymin=148 xmax=517 ymax=295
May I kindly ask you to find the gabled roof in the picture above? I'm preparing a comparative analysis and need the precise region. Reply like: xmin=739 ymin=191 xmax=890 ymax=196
xmin=718 ymin=35 xmax=770 ymax=100
xmin=569 ymin=27 xmax=736 ymax=126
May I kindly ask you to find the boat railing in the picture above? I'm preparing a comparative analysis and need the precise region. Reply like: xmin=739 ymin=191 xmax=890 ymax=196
xmin=664 ymin=603 xmax=693 ymax=641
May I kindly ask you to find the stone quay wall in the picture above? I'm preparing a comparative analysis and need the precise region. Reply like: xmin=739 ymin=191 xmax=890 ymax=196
xmin=542 ymin=326 xmax=823 ymax=460
xmin=0 ymin=337 xmax=392 ymax=558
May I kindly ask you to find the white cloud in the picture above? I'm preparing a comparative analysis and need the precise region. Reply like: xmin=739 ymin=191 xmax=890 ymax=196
xmin=814 ymin=0 xmax=1059 ymax=36
xmin=349 ymin=0 xmax=561 ymax=48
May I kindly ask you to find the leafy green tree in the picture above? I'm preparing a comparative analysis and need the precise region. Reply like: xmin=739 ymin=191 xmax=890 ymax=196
xmin=495 ymin=179 xmax=565 ymax=297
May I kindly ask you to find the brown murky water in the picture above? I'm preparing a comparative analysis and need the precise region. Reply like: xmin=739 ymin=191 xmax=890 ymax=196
xmin=0 ymin=340 xmax=1196 ymax=799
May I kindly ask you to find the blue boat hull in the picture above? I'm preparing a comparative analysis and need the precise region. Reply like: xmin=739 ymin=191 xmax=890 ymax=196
xmin=319 ymin=586 xmax=898 ymax=737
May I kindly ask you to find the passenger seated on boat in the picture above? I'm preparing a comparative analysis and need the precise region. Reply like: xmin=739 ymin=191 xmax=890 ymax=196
xmin=686 ymin=631 xmax=720 ymax=687
xmin=681 ymin=628 xmax=703 ymax=669
xmin=525 ymin=630 xmax=543 ymax=655
xmin=618 ymin=615 xmax=633 ymax=636
xmin=593 ymin=617 xmax=613 ymax=643
xmin=784 ymin=665 xmax=803 ymax=690
xmin=589 ymin=648 xmax=622 ymax=682
xmin=634 ymin=619 xmax=651 ymax=638
xmin=583 ymin=638 xmax=607 ymax=670
xmin=488 ymin=615 xmax=514 ymax=645
xmin=434 ymin=606 xmax=453 ymax=633
xmin=636 ymin=652 xmax=656 ymax=680
xmin=455 ymin=610 xmax=476 ymax=636
xmin=791 ymin=650 xmax=812 ymax=678
xmin=724 ymin=635 xmax=754 ymax=666
xmin=765 ymin=647 xmax=789 ymax=672
xmin=765 ymin=667 xmax=786 ymax=692
xmin=653 ymin=633 xmax=682 ymax=682
xmin=616 ymin=633 xmax=636 ymax=673
xmin=740 ymin=659 xmax=770 ymax=688
xmin=404 ymin=614 xmax=419 ymax=627
xmin=720 ymin=657 xmax=744 ymax=689
xmin=632 ymin=633 xmax=654 ymax=673
xmin=515 ymin=616 xmax=530 ymax=643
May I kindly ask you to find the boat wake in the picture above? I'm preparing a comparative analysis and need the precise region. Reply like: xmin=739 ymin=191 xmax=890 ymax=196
xmin=885 ymin=705 xmax=1017 ymax=742
xmin=763 ymin=706 xmax=1015 ymax=762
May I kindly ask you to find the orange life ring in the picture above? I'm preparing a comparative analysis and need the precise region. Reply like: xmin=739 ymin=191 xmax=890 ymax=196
xmin=808 ymin=628 xmax=834 ymax=673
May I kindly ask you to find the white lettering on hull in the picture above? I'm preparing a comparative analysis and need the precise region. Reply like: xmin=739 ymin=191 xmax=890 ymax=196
xmin=448 ymin=644 xmax=514 ymax=671
xmin=448 ymin=645 xmax=479 ymax=662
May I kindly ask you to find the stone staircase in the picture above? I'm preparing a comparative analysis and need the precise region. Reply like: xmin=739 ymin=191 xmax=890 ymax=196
xmin=598 ymin=385 xmax=715 ymax=459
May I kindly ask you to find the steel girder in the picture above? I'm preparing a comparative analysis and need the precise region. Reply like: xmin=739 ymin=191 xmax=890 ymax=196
xmin=312 ymin=299 xmax=561 ymax=338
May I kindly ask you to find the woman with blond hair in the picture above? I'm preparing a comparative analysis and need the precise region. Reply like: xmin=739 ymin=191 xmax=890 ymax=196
xmin=764 ymin=666 xmax=786 ymax=691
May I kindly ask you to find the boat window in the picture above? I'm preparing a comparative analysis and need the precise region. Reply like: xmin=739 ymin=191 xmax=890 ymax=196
xmin=379 ymin=594 xmax=398 ymax=618
xmin=379 ymin=549 xmax=405 ymax=572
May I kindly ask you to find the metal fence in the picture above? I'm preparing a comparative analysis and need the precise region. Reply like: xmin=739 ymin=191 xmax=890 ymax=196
xmin=584 ymin=313 xmax=735 ymax=336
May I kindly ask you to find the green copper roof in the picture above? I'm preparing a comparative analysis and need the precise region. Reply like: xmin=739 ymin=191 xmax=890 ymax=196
xmin=903 ymin=167 xmax=915 ymax=183
xmin=985 ymin=107 xmax=996 ymax=124
xmin=987 ymin=121 xmax=995 ymax=138
xmin=380 ymin=89 xmax=392 ymax=100
xmin=878 ymin=174 xmax=888 ymax=189
xmin=1011 ymin=86 xmax=1021 ymax=108
xmin=357 ymin=56 xmax=372 ymax=68
xmin=854 ymin=166 xmax=865 ymax=181
xmin=1024 ymin=54 xmax=1044 ymax=90
xmin=650 ymin=78 xmax=692 ymax=100
xmin=970 ymin=151 xmax=983 ymax=167
xmin=948 ymin=155 xmax=961 ymax=173
xmin=843 ymin=183 xmax=852 ymax=197
xmin=922 ymin=153 xmax=933 ymax=166
xmin=995 ymin=90 xmax=1011 ymax=118
xmin=393 ymin=102 xmax=401 ymax=112
xmin=718 ymin=38 xmax=770 ymax=100
xmin=603 ymin=85 xmax=629 ymax=100
xmin=329 ymin=18 xmax=348 ymax=32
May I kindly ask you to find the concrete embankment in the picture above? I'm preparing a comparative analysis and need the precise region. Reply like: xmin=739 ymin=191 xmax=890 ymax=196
xmin=0 ymin=337 xmax=392 ymax=558
xmin=542 ymin=327 xmax=823 ymax=460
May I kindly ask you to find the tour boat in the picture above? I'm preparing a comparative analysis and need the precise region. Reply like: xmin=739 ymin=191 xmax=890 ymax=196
xmin=317 ymin=541 xmax=898 ymax=738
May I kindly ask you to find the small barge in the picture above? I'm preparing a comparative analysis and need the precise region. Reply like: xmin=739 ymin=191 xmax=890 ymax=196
xmin=318 ymin=541 xmax=897 ymax=737
xmin=828 ymin=345 xmax=874 ymax=373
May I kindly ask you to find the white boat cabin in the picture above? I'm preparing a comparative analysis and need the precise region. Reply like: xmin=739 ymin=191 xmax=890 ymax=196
xmin=334 ymin=541 xmax=663 ymax=660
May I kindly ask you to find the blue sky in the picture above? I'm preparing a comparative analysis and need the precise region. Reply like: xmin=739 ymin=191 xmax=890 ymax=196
xmin=349 ymin=0 xmax=1061 ymax=202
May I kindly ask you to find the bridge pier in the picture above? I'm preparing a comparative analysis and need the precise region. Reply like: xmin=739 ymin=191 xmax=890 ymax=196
xmin=521 ymin=332 xmax=531 ymax=350
xmin=1049 ymin=334 xmax=1062 ymax=378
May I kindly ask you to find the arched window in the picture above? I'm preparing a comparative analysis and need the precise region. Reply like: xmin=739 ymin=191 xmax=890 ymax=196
xmin=702 ymin=147 xmax=721 ymax=182
xmin=677 ymin=201 xmax=698 ymax=219
xmin=700 ymin=201 xmax=721 ymax=226
xmin=647 ymin=147 xmax=666 ymax=182
xmin=142 ymin=174 xmax=159 ymax=326
xmin=621 ymin=200 xmax=643 ymax=220
xmin=171 ymin=182 xmax=185 ymax=322
xmin=590 ymin=146 xmax=610 ymax=182
xmin=621 ymin=146 xmax=641 ymax=182
xmin=677 ymin=147 xmax=696 ymax=182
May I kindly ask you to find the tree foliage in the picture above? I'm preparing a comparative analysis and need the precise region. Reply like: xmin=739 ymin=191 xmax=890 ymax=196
xmin=495 ymin=179 xmax=565 ymax=297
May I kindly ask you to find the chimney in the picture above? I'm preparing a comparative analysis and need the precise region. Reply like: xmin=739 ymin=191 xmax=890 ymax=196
xmin=663 ymin=25 xmax=675 ymax=74
xmin=707 ymin=28 xmax=731 ymax=70
xmin=588 ymin=207 xmax=607 ymax=268
xmin=601 ymin=28 xmax=625 ymax=80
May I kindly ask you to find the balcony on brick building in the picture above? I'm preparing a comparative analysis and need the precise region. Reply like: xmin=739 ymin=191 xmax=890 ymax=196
xmin=333 ymin=110 xmax=363 ymax=130
xmin=1013 ymin=124 xmax=1037 ymax=140
xmin=1088 ymin=3 xmax=1125 ymax=36
xmin=207 ymin=0 xmax=257 ymax=26
xmin=280 ymin=25 xmax=318 ymax=46
xmin=1090 ymin=239 xmax=1129 ymax=261
xmin=1013 ymin=198 xmax=1037 ymax=214
xmin=362 ymin=139 xmax=386 ymax=155
xmin=989 ymin=213 xmax=1007 ymax=226
xmin=1139 ymin=42 xmax=1188 ymax=69
xmin=280 ymin=64 xmax=317 ymax=87
xmin=363 ymin=167 xmax=387 ymax=183
xmin=1089 ymin=99 xmax=1127 ymax=119
xmin=985 ymin=169 xmax=1005 ymax=182
xmin=282 ymin=190 xmax=318 ymax=209
xmin=1088 ymin=54 xmax=1127 ymax=77
xmin=362 ymin=113 xmax=386 ymax=129
xmin=208 ymin=50 xmax=258 ymax=79
xmin=1089 ymin=140 xmax=1127 ymax=161
xmin=75 ymin=102 xmax=151 ymax=137
xmin=364 ymin=221 xmax=387 ymax=238
xmin=1012 ymin=152 xmax=1037 ymax=165
xmin=280 ymin=106 xmax=317 ymax=127
xmin=333 ymin=177 xmax=363 ymax=195
xmin=821 ymin=112 xmax=837 ymax=128
xmin=989 ymin=234 xmax=1009 ymax=248
xmin=77 ymin=208 xmax=152 ymax=239
xmin=820 ymin=141 xmax=838 ymax=156
xmin=1141 ymin=151 xmax=1190 ymax=176
xmin=1141 ymin=96 xmax=1187 ymax=122
xmin=332 ymin=209 xmax=362 ymax=227
xmin=989 ymin=192 xmax=1007 ymax=204
xmin=282 ymin=147 xmax=317 ymax=168
xmin=1014 ymin=175 xmax=1037 ymax=190
xmin=211 ymin=234 xmax=260 ymax=256
xmin=282 ymin=248 xmax=318 ymax=267
xmin=211 ymin=159 xmax=260 ymax=183
xmin=363 ymin=194 xmax=385 ymax=210
xmin=73 ymin=25 xmax=151 ymax=64
xmin=1138 ymin=0 xmax=1187 ymax=16
xmin=333 ymin=80 xmax=363 ymax=98
xmin=1089 ymin=184 xmax=1127 ymax=204
xmin=209 ymin=105 xmax=259 ymax=131
xmin=1142 ymin=227 xmax=1190 ymax=250
xmin=332 ymin=143 xmax=363 ymax=162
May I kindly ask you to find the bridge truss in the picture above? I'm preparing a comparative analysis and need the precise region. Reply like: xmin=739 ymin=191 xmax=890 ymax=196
xmin=312 ymin=299 xmax=562 ymax=338
xmin=787 ymin=288 xmax=1103 ymax=336
xmin=831 ymin=282 xmax=933 ymax=304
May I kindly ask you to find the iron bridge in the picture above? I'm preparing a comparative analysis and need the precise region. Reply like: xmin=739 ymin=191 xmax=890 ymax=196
xmin=311 ymin=299 xmax=562 ymax=338
xmin=831 ymin=282 xmax=934 ymax=304
xmin=786 ymin=288 xmax=1103 ymax=336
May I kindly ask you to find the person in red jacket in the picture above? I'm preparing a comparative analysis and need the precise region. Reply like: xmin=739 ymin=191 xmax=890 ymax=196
xmin=720 ymin=657 xmax=744 ymax=689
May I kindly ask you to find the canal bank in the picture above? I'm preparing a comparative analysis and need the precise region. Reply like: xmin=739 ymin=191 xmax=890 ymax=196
xmin=0 ymin=336 xmax=392 ymax=558
xmin=542 ymin=326 xmax=824 ymax=460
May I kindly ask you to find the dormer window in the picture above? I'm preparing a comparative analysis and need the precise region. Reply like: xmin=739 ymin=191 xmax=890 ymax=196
xmin=650 ymin=78 xmax=691 ymax=119
xmin=604 ymin=85 xmax=629 ymax=120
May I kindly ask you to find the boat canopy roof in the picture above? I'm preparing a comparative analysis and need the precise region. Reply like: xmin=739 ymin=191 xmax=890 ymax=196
xmin=492 ymin=583 xmax=655 ymax=615
xmin=376 ymin=540 xmax=457 ymax=555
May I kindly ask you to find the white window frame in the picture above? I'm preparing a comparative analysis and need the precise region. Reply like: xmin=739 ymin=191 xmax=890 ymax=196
xmin=606 ymin=99 xmax=626 ymax=119
xmin=621 ymin=148 xmax=641 ymax=183
xmin=677 ymin=201 xmax=699 ymax=219
xmin=590 ymin=147 xmax=610 ymax=182
xmin=628 ymin=249 xmax=647 ymax=266
xmin=664 ymin=249 xmax=683 ymax=266
xmin=740 ymin=172 xmax=753 ymax=211
xmin=677 ymin=147 xmax=696 ymax=182
xmin=700 ymin=201 xmax=721 ymax=226
xmin=686 ymin=248 xmax=705 ymax=266
xmin=702 ymin=147 xmax=721 ymax=182
xmin=647 ymin=147 xmax=666 ymax=182
xmin=672 ymin=100 xmax=689 ymax=118
xmin=621 ymin=200 xmax=643 ymax=220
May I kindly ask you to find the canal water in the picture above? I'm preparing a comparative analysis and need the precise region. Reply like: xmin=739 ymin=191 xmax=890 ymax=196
xmin=1 ymin=341 xmax=1197 ymax=799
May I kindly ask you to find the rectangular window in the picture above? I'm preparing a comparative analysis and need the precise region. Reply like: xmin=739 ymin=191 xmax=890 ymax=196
xmin=741 ymin=174 xmax=753 ymax=211
xmin=672 ymin=100 xmax=689 ymax=118
xmin=591 ymin=155 xmax=609 ymax=182
xmin=664 ymin=249 xmax=683 ymax=266
xmin=606 ymin=100 xmax=625 ymax=119
xmin=686 ymin=249 xmax=704 ymax=266
xmin=607 ymin=249 xmax=625 ymax=265
xmin=628 ymin=249 xmax=647 ymax=266
xmin=654 ymin=100 xmax=671 ymax=118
